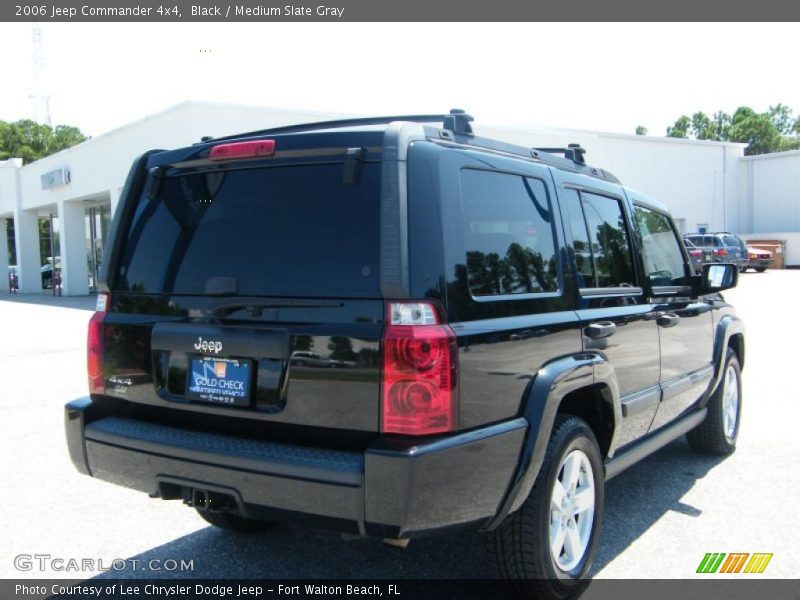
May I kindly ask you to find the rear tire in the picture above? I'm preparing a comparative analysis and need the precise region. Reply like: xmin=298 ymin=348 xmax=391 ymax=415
xmin=755 ymin=267 xmax=767 ymax=273
xmin=196 ymin=509 xmax=275 ymax=533
xmin=687 ymin=347 xmax=741 ymax=455
xmin=485 ymin=415 xmax=604 ymax=600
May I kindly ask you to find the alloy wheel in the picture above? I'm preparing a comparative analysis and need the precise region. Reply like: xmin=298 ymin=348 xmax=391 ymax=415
xmin=549 ymin=449 xmax=595 ymax=572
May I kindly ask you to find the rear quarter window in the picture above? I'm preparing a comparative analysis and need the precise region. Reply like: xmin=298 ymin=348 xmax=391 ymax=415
xmin=459 ymin=169 xmax=559 ymax=297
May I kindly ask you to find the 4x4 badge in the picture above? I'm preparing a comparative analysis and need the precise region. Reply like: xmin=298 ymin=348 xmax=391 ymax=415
xmin=194 ymin=337 xmax=223 ymax=354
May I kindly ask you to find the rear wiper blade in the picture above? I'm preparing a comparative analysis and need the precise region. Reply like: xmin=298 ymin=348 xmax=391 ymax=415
xmin=207 ymin=297 xmax=344 ymax=317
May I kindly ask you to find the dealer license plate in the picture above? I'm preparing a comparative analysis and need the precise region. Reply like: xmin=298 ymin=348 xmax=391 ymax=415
xmin=186 ymin=357 xmax=251 ymax=406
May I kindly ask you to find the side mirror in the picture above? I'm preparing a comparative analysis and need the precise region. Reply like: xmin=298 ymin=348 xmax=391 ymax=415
xmin=699 ymin=263 xmax=738 ymax=294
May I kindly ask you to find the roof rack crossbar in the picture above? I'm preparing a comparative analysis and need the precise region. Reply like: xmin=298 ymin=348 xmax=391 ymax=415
xmin=533 ymin=143 xmax=587 ymax=166
xmin=443 ymin=109 xmax=474 ymax=135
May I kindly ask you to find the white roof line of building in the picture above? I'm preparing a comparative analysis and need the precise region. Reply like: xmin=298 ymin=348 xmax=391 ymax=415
xmin=483 ymin=123 xmax=749 ymax=149
xmin=7 ymin=102 xmax=755 ymax=172
xmin=739 ymin=148 xmax=800 ymax=161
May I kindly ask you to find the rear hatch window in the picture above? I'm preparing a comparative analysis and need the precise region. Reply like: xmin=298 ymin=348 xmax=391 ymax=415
xmin=114 ymin=162 xmax=381 ymax=297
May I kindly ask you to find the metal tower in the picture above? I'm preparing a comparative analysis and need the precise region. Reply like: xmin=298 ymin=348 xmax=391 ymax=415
xmin=30 ymin=25 xmax=52 ymax=126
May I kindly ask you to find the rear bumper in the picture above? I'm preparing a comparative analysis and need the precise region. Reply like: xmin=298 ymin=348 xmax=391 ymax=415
xmin=65 ymin=397 xmax=527 ymax=538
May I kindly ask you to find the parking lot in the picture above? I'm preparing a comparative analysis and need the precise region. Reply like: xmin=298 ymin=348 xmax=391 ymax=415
xmin=1 ymin=270 xmax=797 ymax=580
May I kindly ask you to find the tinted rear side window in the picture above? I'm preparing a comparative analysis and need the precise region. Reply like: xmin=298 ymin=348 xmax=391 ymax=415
xmin=580 ymin=192 xmax=635 ymax=288
xmin=460 ymin=169 xmax=559 ymax=296
xmin=114 ymin=163 xmax=381 ymax=297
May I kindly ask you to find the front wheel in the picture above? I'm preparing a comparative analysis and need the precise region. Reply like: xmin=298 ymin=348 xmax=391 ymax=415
xmin=755 ymin=267 xmax=767 ymax=273
xmin=486 ymin=415 xmax=604 ymax=600
xmin=687 ymin=347 xmax=741 ymax=455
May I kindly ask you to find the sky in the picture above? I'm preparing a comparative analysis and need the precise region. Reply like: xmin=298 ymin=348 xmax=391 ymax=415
xmin=0 ymin=22 xmax=798 ymax=138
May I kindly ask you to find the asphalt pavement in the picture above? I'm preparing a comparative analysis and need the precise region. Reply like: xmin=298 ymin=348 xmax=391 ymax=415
xmin=0 ymin=271 xmax=797 ymax=581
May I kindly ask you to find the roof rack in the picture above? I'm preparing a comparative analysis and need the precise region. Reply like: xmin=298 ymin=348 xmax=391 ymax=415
xmin=208 ymin=113 xmax=452 ymax=143
xmin=442 ymin=108 xmax=474 ymax=135
xmin=533 ymin=143 xmax=587 ymax=166
xmin=205 ymin=109 xmax=619 ymax=184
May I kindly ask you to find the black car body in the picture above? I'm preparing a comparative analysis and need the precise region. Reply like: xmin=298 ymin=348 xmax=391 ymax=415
xmin=65 ymin=111 xmax=744 ymax=597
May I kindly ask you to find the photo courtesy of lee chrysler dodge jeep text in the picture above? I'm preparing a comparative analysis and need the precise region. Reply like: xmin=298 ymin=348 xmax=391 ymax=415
xmin=65 ymin=110 xmax=745 ymax=599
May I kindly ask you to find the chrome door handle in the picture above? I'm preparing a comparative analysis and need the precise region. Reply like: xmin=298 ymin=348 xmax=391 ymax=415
xmin=657 ymin=313 xmax=680 ymax=328
xmin=585 ymin=321 xmax=616 ymax=339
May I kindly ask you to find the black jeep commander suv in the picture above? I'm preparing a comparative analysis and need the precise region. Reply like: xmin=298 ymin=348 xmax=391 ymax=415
xmin=65 ymin=110 xmax=744 ymax=598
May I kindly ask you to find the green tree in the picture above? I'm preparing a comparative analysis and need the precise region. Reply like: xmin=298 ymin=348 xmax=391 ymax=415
xmin=293 ymin=335 xmax=314 ymax=352
xmin=778 ymin=136 xmax=800 ymax=152
xmin=691 ymin=112 xmax=720 ymax=140
xmin=664 ymin=105 xmax=798 ymax=155
xmin=328 ymin=336 xmax=356 ymax=362
xmin=0 ymin=119 xmax=88 ymax=164
xmin=635 ymin=125 xmax=647 ymax=136
xmin=768 ymin=104 xmax=794 ymax=135
xmin=51 ymin=125 xmax=87 ymax=152
xmin=713 ymin=111 xmax=732 ymax=140
xmin=728 ymin=108 xmax=782 ymax=155
xmin=666 ymin=115 xmax=691 ymax=138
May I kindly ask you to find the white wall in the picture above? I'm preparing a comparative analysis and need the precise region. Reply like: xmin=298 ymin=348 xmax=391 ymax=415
xmin=738 ymin=150 xmax=800 ymax=235
xmin=0 ymin=159 xmax=22 ymax=217
xmin=15 ymin=102 xmax=350 ymax=214
xmin=475 ymin=125 xmax=745 ymax=234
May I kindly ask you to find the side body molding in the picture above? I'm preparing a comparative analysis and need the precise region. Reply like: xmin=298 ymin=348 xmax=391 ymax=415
xmin=485 ymin=352 xmax=621 ymax=530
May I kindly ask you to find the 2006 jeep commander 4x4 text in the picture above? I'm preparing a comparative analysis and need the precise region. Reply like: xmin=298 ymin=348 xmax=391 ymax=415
xmin=65 ymin=110 xmax=744 ymax=598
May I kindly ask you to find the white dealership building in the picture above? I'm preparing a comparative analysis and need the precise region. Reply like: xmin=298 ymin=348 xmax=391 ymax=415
xmin=1 ymin=101 xmax=798 ymax=295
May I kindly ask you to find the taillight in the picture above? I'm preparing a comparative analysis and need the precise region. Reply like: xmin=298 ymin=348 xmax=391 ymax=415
xmin=714 ymin=248 xmax=728 ymax=257
xmin=209 ymin=140 xmax=276 ymax=161
xmin=381 ymin=302 xmax=457 ymax=435
xmin=689 ymin=249 xmax=703 ymax=257
xmin=87 ymin=294 xmax=108 ymax=395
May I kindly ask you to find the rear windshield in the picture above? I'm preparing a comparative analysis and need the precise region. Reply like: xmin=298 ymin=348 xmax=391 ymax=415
xmin=114 ymin=162 xmax=381 ymax=297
